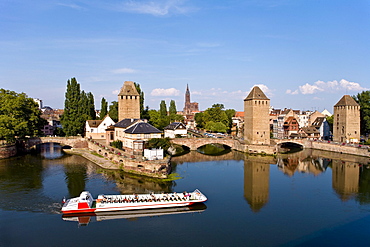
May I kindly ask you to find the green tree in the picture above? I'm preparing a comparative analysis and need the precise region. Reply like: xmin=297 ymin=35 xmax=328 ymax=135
xmin=169 ymin=100 xmax=177 ymax=115
xmin=160 ymin=100 xmax=167 ymax=117
xmin=353 ymin=91 xmax=370 ymax=135
xmin=108 ymin=101 xmax=118 ymax=122
xmin=61 ymin=78 xmax=86 ymax=136
xmin=326 ymin=115 xmax=334 ymax=133
xmin=146 ymin=137 xmax=171 ymax=154
xmin=87 ymin=92 xmax=96 ymax=120
xmin=60 ymin=77 xmax=93 ymax=136
xmin=205 ymin=121 xmax=228 ymax=133
xmin=195 ymin=112 xmax=205 ymax=129
xmin=203 ymin=104 xmax=229 ymax=129
xmin=0 ymin=89 xmax=45 ymax=142
xmin=100 ymin=97 xmax=108 ymax=120
xmin=168 ymin=100 xmax=184 ymax=123
xmin=148 ymin=109 xmax=168 ymax=130
xmin=225 ymin=109 xmax=236 ymax=130
xmin=80 ymin=91 xmax=89 ymax=120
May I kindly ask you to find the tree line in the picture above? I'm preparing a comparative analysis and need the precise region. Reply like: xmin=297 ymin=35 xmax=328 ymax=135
xmin=1 ymin=78 xmax=369 ymax=143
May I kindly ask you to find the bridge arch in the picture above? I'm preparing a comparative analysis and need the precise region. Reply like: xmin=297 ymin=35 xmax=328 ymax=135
xmin=170 ymin=138 xmax=239 ymax=151
xmin=275 ymin=140 xmax=305 ymax=152
xmin=26 ymin=137 xmax=88 ymax=150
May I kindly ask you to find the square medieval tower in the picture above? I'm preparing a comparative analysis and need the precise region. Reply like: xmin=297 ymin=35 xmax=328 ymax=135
xmin=244 ymin=86 xmax=270 ymax=145
xmin=118 ymin=81 xmax=140 ymax=121
xmin=333 ymin=95 xmax=360 ymax=143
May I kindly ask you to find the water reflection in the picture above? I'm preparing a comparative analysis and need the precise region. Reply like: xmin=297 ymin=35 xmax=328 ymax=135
xmin=98 ymin=169 xmax=174 ymax=194
xmin=243 ymin=158 xmax=270 ymax=212
xmin=62 ymin=203 xmax=207 ymax=226
xmin=332 ymin=160 xmax=359 ymax=201
xmin=38 ymin=142 xmax=64 ymax=159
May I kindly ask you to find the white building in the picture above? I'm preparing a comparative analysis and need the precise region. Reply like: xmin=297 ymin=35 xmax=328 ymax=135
xmin=85 ymin=115 xmax=115 ymax=139
xmin=164 ymin=122 xmax=187 ymax=138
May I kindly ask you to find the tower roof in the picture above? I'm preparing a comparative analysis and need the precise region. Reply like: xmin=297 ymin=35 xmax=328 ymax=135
xmin=244 ymin=86 xmax=269 ymax=101
xmin=118 ymin=81 xmax=139 ymax=96
xmin=334 ymin=95 xmax=359 ymax=107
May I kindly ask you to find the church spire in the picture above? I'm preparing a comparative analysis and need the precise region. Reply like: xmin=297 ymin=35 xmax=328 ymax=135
xmin=185 ymin=84 xmax=190 ymax=104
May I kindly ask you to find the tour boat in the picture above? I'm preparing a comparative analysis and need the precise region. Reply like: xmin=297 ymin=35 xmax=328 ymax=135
xmin=61 ymin=189 xmax=207 ymax=214
xmin=62 ymin=203 xmax=207 ymax=226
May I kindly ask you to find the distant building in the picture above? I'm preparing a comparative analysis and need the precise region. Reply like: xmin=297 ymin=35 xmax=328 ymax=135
xmin=283 ymin=116 xmax=299 ymax=138
xmin=311 ymin=117 xmax=331 ymax=140
xmin=183 ymin=84 xmax=199 ymax=115
xmin=164 ymin=122 xmax=187 ymax=138
xmin=333 ymin=95 xmax=360 ymax=143
xmin=244 ymin=86 xmax=270 ymax=145
xmin=321 ymin=109 xmax=332 ymax=117
xmin=300 ymin=126 xmax=320 ymax=140
xmin=118 ymin=81 xmax=140 ymax=121
xmin=85 ymin=115 xmax=115 ymax=139
xmin=232 ymin=111 xmax=244 ymax=137
xmin=308 ymin=110 xmax=325 ymax=126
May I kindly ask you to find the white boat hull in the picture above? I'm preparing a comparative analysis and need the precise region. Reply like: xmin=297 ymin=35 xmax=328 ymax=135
xmin=61 ymin=189 xmax=207 ymax=214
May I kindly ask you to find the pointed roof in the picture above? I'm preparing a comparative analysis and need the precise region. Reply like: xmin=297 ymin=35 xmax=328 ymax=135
xmin=334 ymin=95 xmax=359 ymax=107
xmin=118 ymin=81 xmax=139 ymax=96
xmin=244 ymin=86 xmax=269 ymax=101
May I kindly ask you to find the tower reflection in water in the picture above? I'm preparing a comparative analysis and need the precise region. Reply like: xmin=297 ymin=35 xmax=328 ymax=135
xmin=244 ymin=159 xmax=270 ymax=212
xmin=243 ymin=152 xmax=370 ymax=212
xmin=332 ymin=160 xmax=359 ymax=201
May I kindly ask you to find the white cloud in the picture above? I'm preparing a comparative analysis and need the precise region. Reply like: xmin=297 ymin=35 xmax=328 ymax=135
xmin=112 ymin=89 xmax=120 ymax=95
xmin=299 ymin=83 xmax=324 ymax=95
xmin=151 ymin=88 xmax=180 ymax=96
xmin=339 ymin=79 xmax=366 ymax=91
xmin=112 ymin=68 xmax=137 ymax=74
xmin=286 ymin=89 xmax=299 ymax=95
xmin=287 ymin=79 xmax=368 ymax=95
xmin=117 ymin=0 xmax=195 ymax=16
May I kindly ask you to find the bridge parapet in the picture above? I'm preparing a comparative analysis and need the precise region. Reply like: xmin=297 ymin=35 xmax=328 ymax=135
xmin=171 ymin=137 xmax=241 ymax=151
xmin=27 ymin=137 xmax=88 ymax=149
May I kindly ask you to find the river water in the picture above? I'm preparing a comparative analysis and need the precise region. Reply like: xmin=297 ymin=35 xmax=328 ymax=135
xmin=1 ymin=143 xmax=370 ymax=246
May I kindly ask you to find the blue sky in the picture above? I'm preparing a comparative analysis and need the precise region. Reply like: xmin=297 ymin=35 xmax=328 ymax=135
xmin=1 ymin=0 xmax=369 ymax=112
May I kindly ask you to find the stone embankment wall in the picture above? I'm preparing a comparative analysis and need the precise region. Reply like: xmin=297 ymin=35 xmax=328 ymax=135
xmin=0 ymin=144 xmax=17 ymax=159
xmin=244 ymin=144 xmax=276 ymax=155
xmin=86 ymin=140 xmax=170 ymax=178
xmin=306 ymin=141 xmax=369 ymax=157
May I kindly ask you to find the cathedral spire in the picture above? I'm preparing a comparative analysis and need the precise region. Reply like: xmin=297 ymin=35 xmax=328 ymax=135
xmin=185 ymin=84 xmax=190 ymax=104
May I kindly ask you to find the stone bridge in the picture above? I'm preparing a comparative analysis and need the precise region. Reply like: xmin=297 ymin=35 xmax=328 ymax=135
xmin=171 ymin=137 xmax=244 ymax=151
xmin=26 ymin=137 xmax=88 ymax=149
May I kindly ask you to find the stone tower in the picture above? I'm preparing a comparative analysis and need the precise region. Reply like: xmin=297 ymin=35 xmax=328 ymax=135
xmin=333 ymin=95 xmax=360 ymax=143
xmin=118 ymin=81 xmax=140 ymax=121
xmin=244 ymin=86 xmax=270 ymax=145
